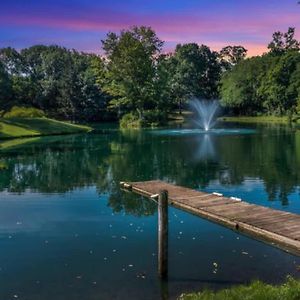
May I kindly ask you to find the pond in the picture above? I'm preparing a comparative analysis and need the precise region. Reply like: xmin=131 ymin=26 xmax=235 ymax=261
xmin=0 ymin=122 xmax=300 ymax=300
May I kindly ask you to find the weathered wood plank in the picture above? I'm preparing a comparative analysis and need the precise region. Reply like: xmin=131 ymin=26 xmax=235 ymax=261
xmin=120 ymin=180 xmax=300 ymax=256
xmin=242 ymin=213 xmax=297 ymax=227
xmin=174 ymin=196 xmax=228 ymax=207
xmin=235 ymin=210 xmax=289 ymax=223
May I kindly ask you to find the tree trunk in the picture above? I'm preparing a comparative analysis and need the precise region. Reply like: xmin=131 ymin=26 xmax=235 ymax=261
xmin=179 ymin=99 xmax=182 ymax=115
xmin=137 ymin=108 xmax=143 ymax=120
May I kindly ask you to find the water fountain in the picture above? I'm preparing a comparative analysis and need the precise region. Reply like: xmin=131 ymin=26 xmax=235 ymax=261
xmin=151 ymin=98 xmax=256 ymax=136
xmin=190 ymin=99 xmax=219 ymax=131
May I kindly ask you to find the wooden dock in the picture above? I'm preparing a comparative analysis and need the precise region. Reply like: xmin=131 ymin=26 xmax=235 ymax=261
xmin=120 ymin=180 xmax=300 ymax=256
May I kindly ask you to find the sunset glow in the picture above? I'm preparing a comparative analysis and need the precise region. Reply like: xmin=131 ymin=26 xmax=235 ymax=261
xmin=1 ymin=0 xmax=300 ymax=56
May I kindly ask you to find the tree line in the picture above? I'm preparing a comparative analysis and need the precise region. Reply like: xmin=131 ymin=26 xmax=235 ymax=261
xmin=0 ymin=46 xmax=109 ymax=121
xmin=221 ymin=27 xmax=300 ymax=116
xmin=0 ymin=26 xmax=299 ymax=124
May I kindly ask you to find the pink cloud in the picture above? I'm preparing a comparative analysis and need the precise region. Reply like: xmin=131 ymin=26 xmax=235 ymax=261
xmin=2 ymin=8 xmax=299 ymax=34
xmin=1 ymin=7 xmax=299 ymax=57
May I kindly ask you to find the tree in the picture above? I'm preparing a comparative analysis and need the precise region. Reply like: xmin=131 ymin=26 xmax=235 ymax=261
xmin=220 ymin=28 xmax=300 ymax=116
xmin=0 ymin=46 xmax=108 ymax=121
xmin=0 ymin=61 xmax=12 ymax=110
xmin=0 ymin=47 xmax=37 ymax=107
xmin=268 ymin=27 xmax=300 ymax=54
xmin=220 ymin=51 xmax=300 ymax=115
xmin=169 ymin=43 xmax=221 ymax=113
xmin=198 ymin=45 xmax=221 ymax=98
xmin=101 ymin=26 xmax=163 ymax=119
xmin=0 ymin=47 xmax=25 ymax=75
xmin=259 ymin=52 xmax=300 ymax=114
xmin=219 ymin=45 xmax=248 ymax=70
xmin=220 ymin=56 xmax=266 ymax=114
xmin=153 ymin=54 xmax=174 ymax=113
xmin=22 ymin=45 xmax=76 ymax=118
xmin=73 ymin=53 xmax=109 ymax=121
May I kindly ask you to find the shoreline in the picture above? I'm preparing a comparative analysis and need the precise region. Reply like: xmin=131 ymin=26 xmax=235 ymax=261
xmin=219 ymin=116 xmax=297 ymax=124
xmin=0 ymin=117 xmax=92 ymax=141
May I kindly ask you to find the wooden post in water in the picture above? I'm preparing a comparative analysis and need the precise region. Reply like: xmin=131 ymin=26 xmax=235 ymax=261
xmin=158 ymin=190 xmax=168 ymax=278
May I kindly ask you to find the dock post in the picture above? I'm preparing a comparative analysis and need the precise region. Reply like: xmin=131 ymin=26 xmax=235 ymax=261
xmin=158 ymin=190 xmax=168 ymax=278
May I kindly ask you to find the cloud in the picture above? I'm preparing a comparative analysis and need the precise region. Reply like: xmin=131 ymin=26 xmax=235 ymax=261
xmin=0 ymin=2 xmax=299 ymax=56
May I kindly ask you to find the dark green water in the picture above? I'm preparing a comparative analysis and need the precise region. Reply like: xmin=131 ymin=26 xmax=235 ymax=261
xmin=1 ymin=123 xmax=300 ymax=300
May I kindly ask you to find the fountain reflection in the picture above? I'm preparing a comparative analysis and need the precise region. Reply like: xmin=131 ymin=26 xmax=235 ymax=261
xmin=193 ymin=133 xmax=216 ymax=162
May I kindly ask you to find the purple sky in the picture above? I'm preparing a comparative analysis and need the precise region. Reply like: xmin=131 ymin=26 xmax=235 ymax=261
xmin=1 ymin=0 xmax=300 ymax=56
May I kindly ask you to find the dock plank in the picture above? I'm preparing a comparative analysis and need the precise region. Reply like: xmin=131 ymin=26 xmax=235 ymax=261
xmin=120 ymin=180 xmax=300 ymax=256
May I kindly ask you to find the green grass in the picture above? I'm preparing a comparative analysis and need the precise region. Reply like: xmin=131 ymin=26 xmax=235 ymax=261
xmin=219 ymin=116 xmax=292 ymax=124
xmin=0 ymin=117 xmax=92 ymax=139
xmin=180 ymin=277 xmax=300 ymax=300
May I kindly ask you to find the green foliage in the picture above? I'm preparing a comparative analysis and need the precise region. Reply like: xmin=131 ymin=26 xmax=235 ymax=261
xmin=180 ymin=277 xmax=300 ymax=300
xmin=119 ymin=110 xmax=167 ymax=129
xmin=220 ymin=50 xmax=300 ymax=115
xmin=119 ymin=113 xmax=142 ymax=129
xmin=0 ymin=46 xmax=109 ymax=121
xmin=1 ymin=26 xmax=299 ymax=123
xmin=153 ymin=54 xmax=175 ymax=113
xmin=219 ymin=45 xmax=248 ymax=70
xmin=3 ymin=106 xmax=45 ymax=118
xmin=259 ymin=52 xmax=300 ymax=114
xmin=268 ymin=28 xmax=300 ymax=54
xmin=220 ymin=56 xmax=267 ymax=114
xmin=296 ymin=98 xmax=300 ymax=115
xmin=0 ymin=61 xmax=12 ymax=109
xmin=143 ymin=110 xmax=167 ymax=126
xmin=102 ymin=26 xmax=162 ymax=117
xmin=169 ymin=44 xmax=221 ymax=112
xmin=1 ymin=32 xmax=223 ymax=126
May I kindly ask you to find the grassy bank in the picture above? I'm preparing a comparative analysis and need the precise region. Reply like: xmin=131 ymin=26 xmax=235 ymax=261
xmin=0 ymin=117 xmax=92 ymax=140
xmin=219 ymin=116 xmax=294 ymax=124
xmin=180 ymin=277 xmax=300 ymax=300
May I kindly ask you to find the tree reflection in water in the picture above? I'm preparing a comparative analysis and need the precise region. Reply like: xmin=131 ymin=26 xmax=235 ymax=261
xmin=0 ymin=125 xmax=300 ymax=211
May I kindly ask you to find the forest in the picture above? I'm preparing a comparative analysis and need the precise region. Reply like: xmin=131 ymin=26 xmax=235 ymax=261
xmin=0 ymin=26 xmax=299 ymax=126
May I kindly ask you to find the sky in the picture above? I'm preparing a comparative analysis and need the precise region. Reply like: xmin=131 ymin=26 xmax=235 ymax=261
xmin=0 ymin=0 xmax=300 ymax=56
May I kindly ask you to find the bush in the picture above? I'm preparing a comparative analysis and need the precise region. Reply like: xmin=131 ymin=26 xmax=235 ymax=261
xmin=120 ymin=113 xmax=141 ymax=129
xmin=120 ymin=110 xmax=167 ymax=129
xmin=3 ymin=106 xmax=45 ymax=118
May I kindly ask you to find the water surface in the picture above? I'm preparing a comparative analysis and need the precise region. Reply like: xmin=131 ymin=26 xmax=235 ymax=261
xmin=1 ymin=123 xmax=300 ymax=299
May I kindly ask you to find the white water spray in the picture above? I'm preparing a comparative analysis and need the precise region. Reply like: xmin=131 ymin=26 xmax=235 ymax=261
xmin=190 ymin=99 xmax=219 ymax=131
